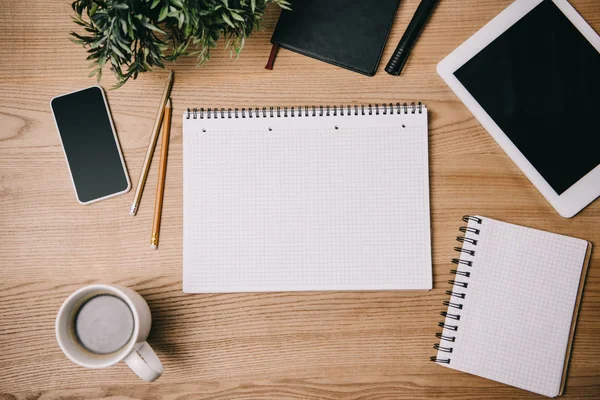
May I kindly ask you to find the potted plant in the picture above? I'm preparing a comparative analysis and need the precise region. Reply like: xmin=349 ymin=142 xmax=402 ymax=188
xmin=71 ymin=0 xmax=290 ymax=88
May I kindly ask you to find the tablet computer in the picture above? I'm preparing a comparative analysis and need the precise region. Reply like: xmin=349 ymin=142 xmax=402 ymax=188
xmin=437 ymin=0 xmax=600 ymax=218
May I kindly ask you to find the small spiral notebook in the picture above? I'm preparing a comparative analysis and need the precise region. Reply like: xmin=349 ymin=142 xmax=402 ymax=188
xmin=182 ymin=103 xmax=431 ymax=293
xmin=432 ymin=216 xmax=592 ymax=398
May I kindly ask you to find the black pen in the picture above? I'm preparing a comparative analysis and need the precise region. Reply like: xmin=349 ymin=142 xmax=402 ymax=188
xmin=385 ymin=0 xmax=440 ymax=76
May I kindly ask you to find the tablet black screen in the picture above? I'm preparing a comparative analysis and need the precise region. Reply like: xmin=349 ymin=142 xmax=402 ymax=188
xmin=454 ymin=0 xmax=600 ymax=195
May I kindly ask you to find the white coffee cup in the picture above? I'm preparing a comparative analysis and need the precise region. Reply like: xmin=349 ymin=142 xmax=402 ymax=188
xmin=56 ymin=284 xmax=163 ymax=381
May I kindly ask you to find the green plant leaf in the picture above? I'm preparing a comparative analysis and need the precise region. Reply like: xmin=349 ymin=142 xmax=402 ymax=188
xmin=221 ymin=13 xmax=235 ymax=27
xmin=277 ymin=0 xmax=291 ymax=10
xmin=158 ymin=6 xmax=168 ymax=21
xmin=140 ymin=21 xmax=167 ymax=34
xmin=111 ymin=45 xmax=126 ymax=59
xmin=230 ymin=11 xmax=245 ymax=22
xmin=120 ymin=18 xmax=128 ymax=34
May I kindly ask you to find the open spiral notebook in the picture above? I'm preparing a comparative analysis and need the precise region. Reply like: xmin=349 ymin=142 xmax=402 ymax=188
xmin=432 ymin=215 xmax=592 ymax=397
xmin=182 ymin=103 xmax=431 ymax=293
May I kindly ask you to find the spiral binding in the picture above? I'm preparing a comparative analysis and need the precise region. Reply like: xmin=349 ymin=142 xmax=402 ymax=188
xmin=186 ymin=102 xmax=423 ymax=119
xmin=431 ymin=215 xmax=481 ymax=365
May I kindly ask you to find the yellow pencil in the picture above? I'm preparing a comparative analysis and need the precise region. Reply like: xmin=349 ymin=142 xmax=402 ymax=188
xmin=150 ymin=98 xmax=172 ymax=249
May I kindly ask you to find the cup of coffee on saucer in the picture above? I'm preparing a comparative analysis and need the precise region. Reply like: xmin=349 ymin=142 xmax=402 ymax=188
xmin=56 ymin=284 xmax=163 ymax=381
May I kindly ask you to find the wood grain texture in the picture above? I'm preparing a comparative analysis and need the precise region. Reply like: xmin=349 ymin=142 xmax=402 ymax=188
xmin=1 ymin=0 xmax=599 ymax=398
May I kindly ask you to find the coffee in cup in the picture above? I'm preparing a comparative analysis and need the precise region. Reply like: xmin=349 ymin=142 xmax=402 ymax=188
xmin=74 ymin=294 xmax=135 ymax=355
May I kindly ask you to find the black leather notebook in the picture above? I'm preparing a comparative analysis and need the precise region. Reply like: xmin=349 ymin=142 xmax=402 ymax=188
xmin=270 ymin=0 xmax=401 ymax=76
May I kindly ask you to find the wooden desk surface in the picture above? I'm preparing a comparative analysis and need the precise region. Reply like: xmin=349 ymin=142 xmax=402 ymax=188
xmin=1 ymin=0 xmax=599 ymax=398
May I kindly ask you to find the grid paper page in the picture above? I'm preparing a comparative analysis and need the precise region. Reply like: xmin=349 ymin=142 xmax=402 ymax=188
xmin=437 ymin=216 xmax=588 ymax=397
xmin=183 ymin=110 xmax=431 ymax=292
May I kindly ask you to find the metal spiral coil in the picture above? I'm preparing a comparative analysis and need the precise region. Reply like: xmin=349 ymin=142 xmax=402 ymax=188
xmin=445 ymin=290 xmax=466 ymax=299
xmin=448 ymin=280 xmax=468 ymax=288
xmin=443 ymin=300 xmax=463 ymax=310
xmin=454 ymin=246 xmax=475 ymax=256
xmin=438 ymin=322 xmax=458 ymax=331
xmin=456 ymin=236 xmax=478 ymax=246
xmin=433 ymin=343 xmax=453 ymax=353
xmin=186 ymin=102 xmax=424 ymax=119
xmin=450 ymin=269 xmax=470 ymax=277
xmin=440 ymin=311 xmax=461 ymax=320
xmin=462 ymin=215 xmax=483 ymax=224
xmin=435 ymin=332 xmax=456 ymax=342
xmin=459 ymin=226 xmax=480 ymax=235
xmin=452 ymin=258 xmax=473 ymax=267
xmin=432 ymin=215 xmax=482 ymax=365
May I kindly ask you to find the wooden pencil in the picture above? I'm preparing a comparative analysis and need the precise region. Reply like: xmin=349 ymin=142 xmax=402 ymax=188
xmin=130 ymin=70 xmax=174 ymax=216
xmin=150 ymin=98 xmax=172 ymax=249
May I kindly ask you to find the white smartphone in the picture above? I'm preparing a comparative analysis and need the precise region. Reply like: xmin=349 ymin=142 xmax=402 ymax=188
xmin=51 ymin=86 xmax=131 ymax=204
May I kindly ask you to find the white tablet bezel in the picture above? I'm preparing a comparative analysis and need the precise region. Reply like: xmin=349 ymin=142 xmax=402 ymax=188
xmin=437 ymin=0 xmax=600 ymax=218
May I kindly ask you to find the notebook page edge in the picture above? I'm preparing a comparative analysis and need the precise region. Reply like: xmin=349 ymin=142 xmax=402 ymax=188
xmin=182 ymin=114 xmax=196 ymax=294
xmin=423 ymin=109 xmax=433 ymax=290
xmin=559 ymin=241 xmax=593 ymax=396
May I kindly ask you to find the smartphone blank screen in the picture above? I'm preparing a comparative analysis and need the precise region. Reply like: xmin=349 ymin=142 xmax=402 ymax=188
xmin=51 ymin=87 xmax=130 ymax=203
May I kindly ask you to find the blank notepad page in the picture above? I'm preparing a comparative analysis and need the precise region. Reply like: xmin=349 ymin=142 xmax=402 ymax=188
xmin=183 ymin=106 xmax=431 ymax=292
xmin=438 ymin=216 xmax=589 ymax=397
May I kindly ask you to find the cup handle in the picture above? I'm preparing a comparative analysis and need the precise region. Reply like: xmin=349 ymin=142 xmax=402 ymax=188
xmin=124 ymin=341 xmax=163 ymax=382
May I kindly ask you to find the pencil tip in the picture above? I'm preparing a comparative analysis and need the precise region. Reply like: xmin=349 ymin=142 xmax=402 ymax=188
xmin=167 ymin=98 xmax=172 ymax=108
